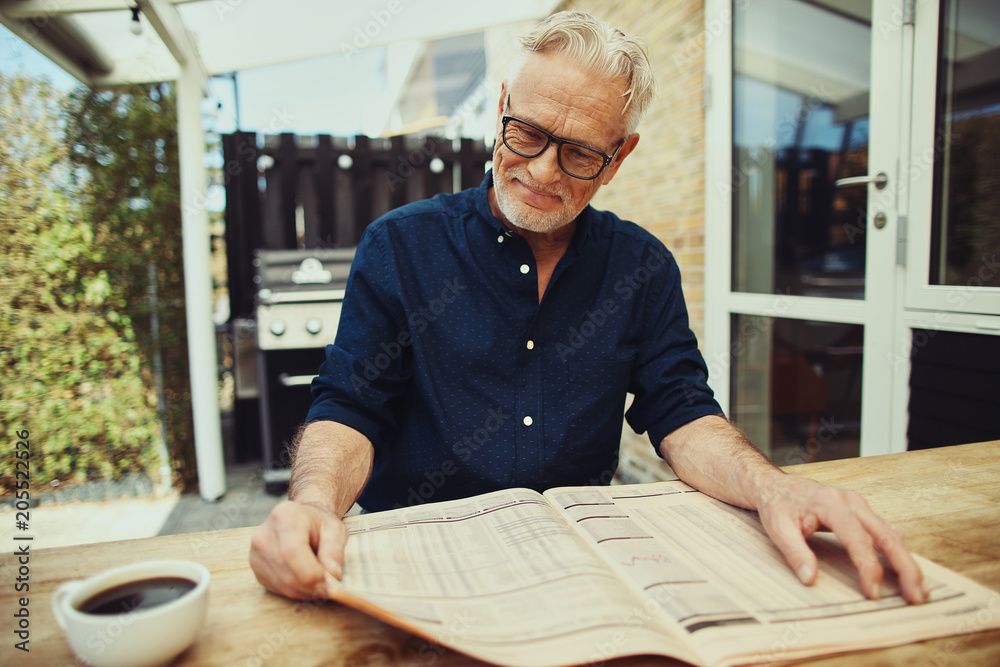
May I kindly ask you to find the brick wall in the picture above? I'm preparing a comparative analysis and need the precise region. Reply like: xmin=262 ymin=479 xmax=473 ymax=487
xmin=557 ymin=0 xmax=707 ymax=343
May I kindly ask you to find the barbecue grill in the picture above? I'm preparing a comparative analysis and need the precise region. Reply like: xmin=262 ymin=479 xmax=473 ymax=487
xmin=253 ymin=247 xmax=355 ymax=494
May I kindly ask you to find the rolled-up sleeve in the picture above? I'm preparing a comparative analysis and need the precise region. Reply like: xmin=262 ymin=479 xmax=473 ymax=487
xmin=306 ymin=223 xmax=411 ymax=449
xmin=625 ymin=252 xmax=725 ymax=452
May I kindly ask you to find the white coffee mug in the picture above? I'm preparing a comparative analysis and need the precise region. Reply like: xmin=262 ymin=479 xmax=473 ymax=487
xmin=51 ymin=559 xmax=210 ymax=667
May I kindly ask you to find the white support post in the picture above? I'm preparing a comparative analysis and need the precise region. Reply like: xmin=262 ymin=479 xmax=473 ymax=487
xmin=176 ymin=61 xmax=226 ymax=501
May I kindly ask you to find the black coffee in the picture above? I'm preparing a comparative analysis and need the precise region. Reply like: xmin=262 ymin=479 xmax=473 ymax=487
xmin=78 ymin=577 xmax=197 ymax=615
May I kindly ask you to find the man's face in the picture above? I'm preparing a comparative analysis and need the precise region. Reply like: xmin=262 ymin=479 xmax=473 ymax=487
xmin=491 ymin=51 xmax=637 ymax=234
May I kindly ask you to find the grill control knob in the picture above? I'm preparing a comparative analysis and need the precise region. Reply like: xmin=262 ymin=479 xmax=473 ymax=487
xmin=305 ymin=318 xmax=323 ymax=335
xmin=269 ymin=320 xmax=287 ymax=336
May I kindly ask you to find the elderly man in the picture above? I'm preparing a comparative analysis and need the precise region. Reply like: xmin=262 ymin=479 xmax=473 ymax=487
xmin=250 ymin=11 xmax=925 ymax=607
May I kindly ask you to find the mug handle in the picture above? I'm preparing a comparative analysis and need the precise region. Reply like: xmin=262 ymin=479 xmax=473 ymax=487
xmin=51 ymin=581 xmax=83 ymax=630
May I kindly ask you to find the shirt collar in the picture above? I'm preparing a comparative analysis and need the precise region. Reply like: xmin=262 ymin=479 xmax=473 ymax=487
xmin=475 ymin=170 xmax=593 ymax=250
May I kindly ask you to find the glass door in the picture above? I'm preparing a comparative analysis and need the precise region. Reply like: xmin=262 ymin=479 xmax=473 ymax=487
xmin=905 ymin=0 xmax=1000 ymax=318
xmin=704 ymin=0 xmax=906 ymax=461
xmin=891 ymin=0 xmax=1000 ymax=452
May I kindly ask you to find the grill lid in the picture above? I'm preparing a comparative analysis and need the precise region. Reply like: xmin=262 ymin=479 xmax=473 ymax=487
xmin=253 ymin=248 xmax=355 ymax=301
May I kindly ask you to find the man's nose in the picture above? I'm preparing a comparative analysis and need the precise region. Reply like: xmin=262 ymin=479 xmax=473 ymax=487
xmin=527 ymin=142 xmax=562 ymax=185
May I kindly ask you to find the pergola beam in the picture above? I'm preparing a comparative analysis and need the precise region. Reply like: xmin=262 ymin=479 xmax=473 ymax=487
xmin=139 ymin=0 xmax=210 ymax=94
xmin=0 ymin=14 xmax=95 ymax=83
xmin=176 ymin=59 xmax=227 ymax=502
xmin=0 ymin=0 xmax=201 ymax=19
xmin=0 ymin=0 xmax=131 ymax=19
xmin=143 ymin=0 xmax=223 ymax=499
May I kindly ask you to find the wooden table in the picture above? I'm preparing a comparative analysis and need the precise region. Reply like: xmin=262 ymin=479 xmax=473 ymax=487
xmin=3 ymin=441 xmax=998 ymax=666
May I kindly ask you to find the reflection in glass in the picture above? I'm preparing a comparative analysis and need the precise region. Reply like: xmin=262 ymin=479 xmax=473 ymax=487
xmin=730 ymin=315 xmax=862 ymax=465
xmin=931 ymin=0 xmax=1000 ymax=288
xmin=732 ymin=0 xmax=871 ymax=299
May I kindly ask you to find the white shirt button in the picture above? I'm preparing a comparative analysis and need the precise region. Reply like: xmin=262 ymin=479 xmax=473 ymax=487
xmin=497 ymin=235 xmax=504 ymax=243
xmin=526 ymin=340 xmax=534 ymax=350
xmin=523 ymin=416 xmax=533 ymax=426
xmin=520 ymin=264 xmax=530 ymax=274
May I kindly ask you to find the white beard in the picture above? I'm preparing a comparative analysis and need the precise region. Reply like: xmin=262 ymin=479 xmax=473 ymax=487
xmin=492 ymin=165 xmax=583 ymax=234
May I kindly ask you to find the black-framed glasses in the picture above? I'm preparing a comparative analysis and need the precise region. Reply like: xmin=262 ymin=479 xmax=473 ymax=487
xmin=500 ymin=100 xmax=624 ymax=180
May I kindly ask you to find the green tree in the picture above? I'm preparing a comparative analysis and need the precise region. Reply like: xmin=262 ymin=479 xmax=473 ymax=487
xmin=64 ymin=82 xmax=197 ymax=490
xmin=0 ymin=74 xmax=165 ymax=493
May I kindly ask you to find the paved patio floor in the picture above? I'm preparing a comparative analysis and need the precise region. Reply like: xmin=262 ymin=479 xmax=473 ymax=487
xmin=0 ymin=464 xmax=286 ymax=551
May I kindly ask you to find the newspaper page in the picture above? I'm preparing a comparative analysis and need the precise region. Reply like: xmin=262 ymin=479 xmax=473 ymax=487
xmin=332 ymin=488 xmax=699 ymax=667
xmin=545 ymin=481 xmax=1000 ymax=666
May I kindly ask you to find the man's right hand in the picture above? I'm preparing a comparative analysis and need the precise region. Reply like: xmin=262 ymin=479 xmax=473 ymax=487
xmin=249 ymin=500 xmax=348 ymax=600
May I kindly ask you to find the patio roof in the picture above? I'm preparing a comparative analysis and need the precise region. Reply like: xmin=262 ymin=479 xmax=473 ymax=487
xmin=0 ymin=0 xmax=560 ymax=90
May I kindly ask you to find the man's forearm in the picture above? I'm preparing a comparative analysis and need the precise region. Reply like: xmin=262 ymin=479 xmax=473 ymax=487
xmin=288 ymin=420 xmax=374 ymax=517
xmin=658 ymin=414 xmax=785 ymax=511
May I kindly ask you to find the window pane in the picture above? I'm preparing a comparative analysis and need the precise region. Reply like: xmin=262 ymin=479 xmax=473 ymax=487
xmin=732 ymin=0 xmax=871 ymax=299
xmin=930 ymin=0 xmax=1000 ymax=287
xmin=730 ymin=315 xmax=862 ymax=465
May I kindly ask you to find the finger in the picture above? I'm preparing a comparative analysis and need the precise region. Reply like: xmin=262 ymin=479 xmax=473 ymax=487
xmin=763 ymin=513 xmax=819 ymax=586
xmin=855 ymin=509 xmax=926 ymax=604
xmin=315 ymin=515 xmax=348 ymax=582
xmin=817 ymin=495 xmax=884 ymax=600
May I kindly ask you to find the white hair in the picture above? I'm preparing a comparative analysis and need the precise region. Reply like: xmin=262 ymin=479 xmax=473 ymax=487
xmin=512 ymin=11 xmax=657 ymax=135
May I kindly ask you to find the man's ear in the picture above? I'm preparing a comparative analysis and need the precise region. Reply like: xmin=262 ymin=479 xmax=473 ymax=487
xmin=495 ymin=80 xmax=509 ymax=138
xmin=602 ymin=133 xmax=640 ymax=185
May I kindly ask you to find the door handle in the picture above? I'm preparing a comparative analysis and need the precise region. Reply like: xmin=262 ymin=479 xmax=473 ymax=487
xmin=835 ymin=172 xmax=888 ymax=190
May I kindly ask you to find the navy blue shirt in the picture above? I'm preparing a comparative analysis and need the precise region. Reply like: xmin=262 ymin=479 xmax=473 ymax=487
xmin=307 ymin=172 xmax=723 ymax=511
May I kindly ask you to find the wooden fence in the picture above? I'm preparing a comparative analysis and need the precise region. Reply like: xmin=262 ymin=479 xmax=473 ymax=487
xmin=222 ymin=131 xmax=494 ymax=320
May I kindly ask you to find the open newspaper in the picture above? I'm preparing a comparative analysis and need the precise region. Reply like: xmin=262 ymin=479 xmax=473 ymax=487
xmin=328 ymin=481 xmax=1000 ymax=666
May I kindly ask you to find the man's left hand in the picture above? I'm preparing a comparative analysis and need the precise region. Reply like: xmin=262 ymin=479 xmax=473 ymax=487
xmin=756 ymin=473 xmax=928 ymax=604
xmin=660 ymin=415 xmax=927 ymax=605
